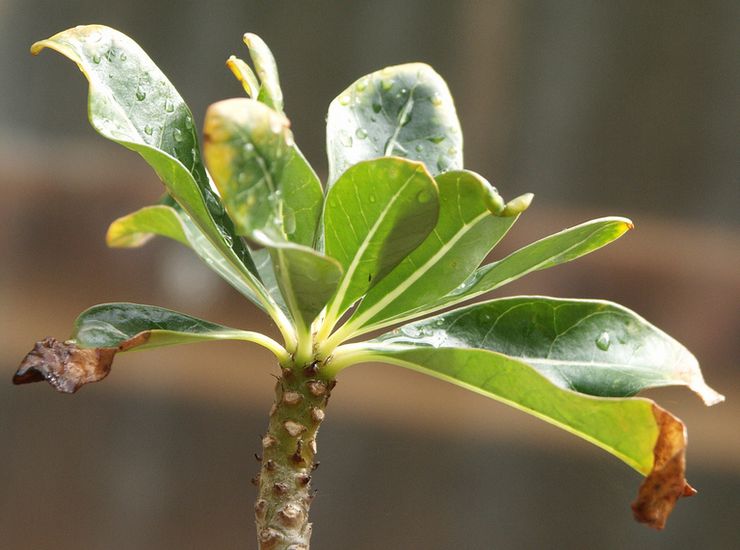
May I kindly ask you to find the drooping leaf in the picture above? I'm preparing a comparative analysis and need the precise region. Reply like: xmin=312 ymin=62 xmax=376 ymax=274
xmin=322 ymin=158 xmax=439 ymax=326
xmin=107 ymin=203 xmax=285 ymax=312
xmin=243 ymin=33 xmax=284 ymax=113
xmin=203 ymin=98 xmax=323 ymax=248
xmin=334 ymin=343 xmax=701 ymax=529
xmin=326 ymin=63 xmax=463 ymax=186
xmin=330 ymin=171 xmax=517 ymax=344
xmin=424 ymin=217 xmax=634 ymax=314
xmin=373 ymin=297 xmax=724 ymax=404
xmin=32 ymin=25 xmax=269 ymax=306
xmin=13 ymin=303 xmax=279 ymax=393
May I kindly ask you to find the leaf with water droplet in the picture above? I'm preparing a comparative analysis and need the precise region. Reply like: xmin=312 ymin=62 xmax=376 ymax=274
xmin=326 ymin=63 xmax=463 ymax=188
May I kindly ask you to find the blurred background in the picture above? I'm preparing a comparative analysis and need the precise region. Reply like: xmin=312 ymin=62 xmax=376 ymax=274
xmin=1 ymin=1 xmax=738 ymax=548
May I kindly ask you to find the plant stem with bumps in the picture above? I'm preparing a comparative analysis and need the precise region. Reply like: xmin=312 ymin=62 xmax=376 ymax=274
xmin=254 ymin=362 xmax=334 ymax=550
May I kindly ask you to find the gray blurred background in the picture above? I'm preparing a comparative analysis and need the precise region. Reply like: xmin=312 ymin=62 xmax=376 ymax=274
xmin=1 ymin=1 xmax=738 ymax=548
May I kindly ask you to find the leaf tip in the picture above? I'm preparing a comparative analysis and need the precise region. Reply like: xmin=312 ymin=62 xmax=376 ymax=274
xmin=14 ymin=337 xmax=116 ymax=393
xmin=631 ymin=405 xmax=695 ymax=530
xmin=30 ymin=40 xmax=47 ymax=56
xmin=501 ymin=193 xmax=534 ymax=217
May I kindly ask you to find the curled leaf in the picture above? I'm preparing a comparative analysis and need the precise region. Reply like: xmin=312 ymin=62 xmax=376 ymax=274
xmin=632 ymin=405 xmax=697 ymax=529
xmin=13 ymin=337 xmax=126 ymax=393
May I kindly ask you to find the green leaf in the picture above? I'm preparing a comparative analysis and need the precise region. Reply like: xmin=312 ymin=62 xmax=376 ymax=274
xmin=322 ymin=158 xmax=439 ymax=327
xmin=372 ymin=297 xmax=724 ymax=405
xmin=203 ymin=98 xmax=323 ymax=248
xmin=13 ymin=303 xmax=288 ymax=393
xmin=326 ymin=63 xmax=463 ymax=186
xmin=328 ymin=171 xmax=517 ymax=345
xmin=32 ymin=25 xmax=268 ymax=307
xmin=106 ymin=203 xmax=284 ymax=313
xmin=243 ymin=33 xmax=284 ymax=113
xmin=266 ymin=240 xmax=343 ymax=333
xmin=426 ymin=217 xmax=634 ymax=313
xmin=341 ymin=344 xmax=661 ymax=472
xmin=72 ymin=303 xmax=258 ymax=350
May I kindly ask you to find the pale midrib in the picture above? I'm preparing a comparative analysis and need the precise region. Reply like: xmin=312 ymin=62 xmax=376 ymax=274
xmin=326 ymin=171 xmax=419 ymax=323
xmin=384 ymin=87 xmax=416 ymax=156
xmin=344 ymin=210 xmax=490 ymax=335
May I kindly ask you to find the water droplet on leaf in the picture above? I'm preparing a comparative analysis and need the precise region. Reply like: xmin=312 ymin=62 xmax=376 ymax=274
xmin=92 ymin=53 xmax=101 ymax=64
xmin=355 ymin=128 xmax=368 ymax=140
xmin=144 ymin=124 xmax=153 ymax=135
xmin=174 ymin=128 xmax=184 ymax=142
xmin=381 ymin=80 xmax=393 ymax=91
xmin=372 ymin=102 xmax=382 ymax=114
xmin=356 ymin=78 xmax=369 ymax=92
xmin=415 ymin=143 xmax=424 ymax=153
xmin=119 ymin=52 xmax=127 ymax=61
xmin=135 ymin=88 xmax=146 ymax=101
xmin=596 ymin=332 xmax=611 ymax=351
xmin=339 ymin=94 xmax=351 ymax=106
xmin=244 ymin=142 xmax=255 ymax=154
xmin=164 ymin=99 xmax=175 ymax=113
xmin=431 ymin=93 xmax=443 ymax=107
xmin=428 ymin=136 xmax=445 ymax=144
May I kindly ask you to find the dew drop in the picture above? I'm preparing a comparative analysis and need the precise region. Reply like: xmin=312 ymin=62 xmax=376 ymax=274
xmin=173 ymin=128 xmax=184 ymax=142
xmin=339 ymin=94 xmax=351 ymax=106
xmin=244 ymin=142 xmax=255 ymax=154
xmin=372 ymin=102 xmax=382 ymax=114
xmin=431 ymin=93 xmax=443 ymax=107
xmin=428 ymin=136 xmax=445 ymax=144
xmin=119 ymin=52 xmax=127 ymax=61
xmin=596 ymin=332 xmax=611 ymax=351
xmin=437 ymin=158 xmax=449 ymax=172
xmin=92 ymin=53 xmax=101 ymax=64
xmin=184 ymin=116 xmax=193 ymax=129
xmin=164 ymin=99 xmax=175 ymax=113
xmin=416 ymin=190 xmax=432 ymax=203
xmin=381 ymin=80 xmax=393 ymax=91
xmin=144 ymin=124 xmax=153 ymax=135
xmin=447 ymin=146 xmax=458 ymax=156
xmin=135 ymin=88 xmax=146 ymax=101
xmin=356 ymin=78 xmax=369 ymax=92
xmin=368 ymin=195 xmax=376 ymax=203
xmin=355 ymin=128 xmax=368 ymax=140
xmin=415 ymin=143 xmax=424 ymax=153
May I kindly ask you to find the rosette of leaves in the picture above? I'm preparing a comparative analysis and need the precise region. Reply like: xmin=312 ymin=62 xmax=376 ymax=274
xmin=16 ymin=25 xmax=723 ymax=550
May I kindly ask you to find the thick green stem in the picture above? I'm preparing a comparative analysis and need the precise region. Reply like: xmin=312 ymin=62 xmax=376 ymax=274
xmin=254 ymin=362 xmax=334 ymax=550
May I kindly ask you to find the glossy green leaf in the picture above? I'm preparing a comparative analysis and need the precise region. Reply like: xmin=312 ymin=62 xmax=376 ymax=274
xmin=32 ymin=25 xmax=269 ymax=307
xmin=336 ymin=344 xmax=662 ymax=473
xmin=72 ymin=303 xmax=265 ymax=351
xmin=243 ymin=33 xmax=283 ymax=113
xmin=204 ymin=98 xmax=323 ymax=248
xmin=371 ymin=297 xmax=724 ymax=405
xmin=425 ymin=217 xmax=634 ymax=314
xmin=326 ymin=63 xmax=463 ymax=186
xmin=265 ymin=240 xmax=343 ymax=333
xmin=322 ymin=158 xmax=439 ymax=327
xmin=328 ymin=171 xmax=517 ymax=346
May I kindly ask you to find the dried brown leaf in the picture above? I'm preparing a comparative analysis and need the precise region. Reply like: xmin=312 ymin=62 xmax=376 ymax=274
xmin=13 ymin=334 xmax=149 ymax=393
xmin=631 ymin=404 xmax=696 ymax=529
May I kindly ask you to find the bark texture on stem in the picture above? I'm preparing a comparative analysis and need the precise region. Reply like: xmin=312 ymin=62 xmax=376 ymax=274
xmin=255 ymin=363 xmax=334 ymax=550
